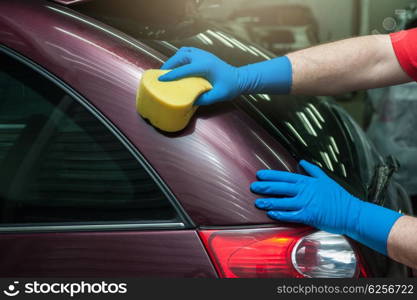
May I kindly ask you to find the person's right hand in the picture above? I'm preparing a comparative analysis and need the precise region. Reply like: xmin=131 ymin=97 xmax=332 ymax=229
xmin=159 ymin=47 xmax=245 ymax=105
xmin=251 ymin=160 xmax=403 ymax=256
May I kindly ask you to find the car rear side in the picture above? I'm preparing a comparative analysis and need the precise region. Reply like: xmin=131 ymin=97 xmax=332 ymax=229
xmin=0 ymin=0 xmax=412 ymax=278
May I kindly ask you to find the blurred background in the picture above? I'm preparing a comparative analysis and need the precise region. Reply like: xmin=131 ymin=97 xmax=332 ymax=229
xmin=197 ymin=0 xmax=417 ymax=123
xmin=199 ymin=0 xmax=415 ymax=52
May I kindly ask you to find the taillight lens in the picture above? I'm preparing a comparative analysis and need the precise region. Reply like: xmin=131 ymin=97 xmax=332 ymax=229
xmin=198 ymin=227 xmax=366 ymax=278
xmin=291 ymin=231 xmax=358 ymax=278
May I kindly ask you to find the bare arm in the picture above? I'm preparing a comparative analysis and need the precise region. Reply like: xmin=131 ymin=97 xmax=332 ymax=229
xmin=287 ymin=35 xmax=412 ymax=96
xmin=387 ymin=216 xmax=417 ymax=269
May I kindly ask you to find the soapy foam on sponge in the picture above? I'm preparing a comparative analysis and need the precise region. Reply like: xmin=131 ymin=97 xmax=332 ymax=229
xmin=136 ymin=69 xmax=212 ymax=132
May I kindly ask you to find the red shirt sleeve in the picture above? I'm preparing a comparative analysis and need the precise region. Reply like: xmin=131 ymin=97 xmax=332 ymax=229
xmin=390 ymin=28 xmax=417 ymax=81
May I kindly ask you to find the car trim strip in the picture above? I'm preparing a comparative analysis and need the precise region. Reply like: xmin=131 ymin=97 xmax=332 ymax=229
xmin=0 ymin=222 xmax=185 ymax=233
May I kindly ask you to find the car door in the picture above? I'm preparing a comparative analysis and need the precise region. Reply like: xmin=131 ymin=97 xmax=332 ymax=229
xmin=0 ymin=48 xmax=216 ymax=277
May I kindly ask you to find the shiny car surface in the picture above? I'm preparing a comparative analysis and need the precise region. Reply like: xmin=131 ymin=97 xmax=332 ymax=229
xmin=0 ymin=0 xmax=412 ymax=277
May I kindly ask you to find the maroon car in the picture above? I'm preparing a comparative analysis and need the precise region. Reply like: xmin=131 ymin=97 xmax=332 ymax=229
xmin=0 ymin=0 xmax=412 ymax=278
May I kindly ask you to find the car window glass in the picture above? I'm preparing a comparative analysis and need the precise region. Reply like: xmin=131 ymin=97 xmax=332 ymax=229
xmin=0 ymin=51 xmax=178 ymax=224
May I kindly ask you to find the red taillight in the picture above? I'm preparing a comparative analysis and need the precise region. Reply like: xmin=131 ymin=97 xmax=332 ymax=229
xmin=198 ymin=227 xmax=313 ymax=278
xmin=199 ymin=227 xmax=369 ymax=278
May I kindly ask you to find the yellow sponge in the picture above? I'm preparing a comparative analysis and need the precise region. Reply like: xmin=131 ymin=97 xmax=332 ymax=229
xmin=136 ymin=69 xmax=212 ymax=132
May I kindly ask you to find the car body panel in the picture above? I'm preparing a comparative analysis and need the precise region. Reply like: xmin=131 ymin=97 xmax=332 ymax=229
xmin=0 ymin=0 xmax=297 ymax=226
xmin=0 ymin=0 xmax=411 ymax=278
xmin=137 ymin=33 xmax=388 ymax=202
xmin=135 ymin=19 xmax=412 ymax=215
xmin=73 ymin=4 xmax=367 ymax=200
xmin=81 ymin=6 xmax=381 ymax=201
xmin=0 ymin=230 xmax=217 ymax=277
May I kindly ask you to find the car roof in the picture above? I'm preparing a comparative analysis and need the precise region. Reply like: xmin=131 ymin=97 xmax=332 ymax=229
xmin=0 ymin=0 xmax=297 ymax=226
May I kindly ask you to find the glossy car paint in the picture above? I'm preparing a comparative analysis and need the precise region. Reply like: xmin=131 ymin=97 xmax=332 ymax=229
xmin=0 ymin=0 xmax=411 ymax=277
xmin=0 ymin=0 xmax=297 ymax=226
xmin=0 ymin=231 xmax=216 ymax=277
xmin=131 ymin=11 xmax=411 ymax=278
xmin=77 ymin=1 xmax=404 ymax=204
xmin=0 ymin=0 xmax=297 ymax=278
xmin=139 ymin=32 xmax=393 ymax=202
xmin=52 ymin=0 xmax=91 ymax=5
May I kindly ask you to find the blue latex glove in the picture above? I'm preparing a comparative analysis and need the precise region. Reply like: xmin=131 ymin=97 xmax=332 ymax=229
xmin=251 ymin=160 xmax=403 ymax=256
xmin=159 ymin=47 xmax=292 ymax=105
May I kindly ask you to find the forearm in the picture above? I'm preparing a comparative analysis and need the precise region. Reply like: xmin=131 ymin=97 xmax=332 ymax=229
xmin=287 ymin=35 xmax=412 ymax=96
xmin=387 ymin=216 xmax=417 ymax=269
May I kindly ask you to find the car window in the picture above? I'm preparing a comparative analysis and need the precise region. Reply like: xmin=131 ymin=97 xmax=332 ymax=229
xmin=0 ymin=51 xmax=178 ymax=224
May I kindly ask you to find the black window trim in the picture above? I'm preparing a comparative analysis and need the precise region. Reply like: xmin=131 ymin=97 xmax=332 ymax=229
xmin=0 ymin=44 xmax=195 ymax=232
xmin=0 ymin=222 xmax=185 ymax=233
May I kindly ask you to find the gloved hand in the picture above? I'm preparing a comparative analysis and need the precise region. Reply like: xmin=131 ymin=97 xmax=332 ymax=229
xmin=159 ymin=47 xmax=292 ymax=105
xmin=251 ymin=160 xmax=403 ymax=256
